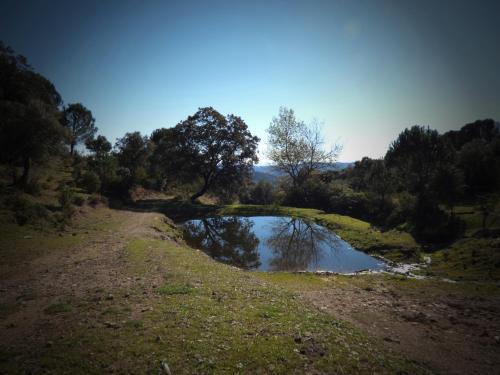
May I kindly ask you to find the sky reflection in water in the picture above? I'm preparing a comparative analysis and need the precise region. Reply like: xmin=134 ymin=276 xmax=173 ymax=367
xmin=182 ymin=216 xmax=385 ymax=273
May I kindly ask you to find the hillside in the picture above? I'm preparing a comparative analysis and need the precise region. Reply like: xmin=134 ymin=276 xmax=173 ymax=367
xmin=1 ymin=186 xmax=500 ymax=374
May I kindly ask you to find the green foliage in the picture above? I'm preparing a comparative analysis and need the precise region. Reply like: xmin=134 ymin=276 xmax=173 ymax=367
xmin=79 ymin=171 xmax=101 ymax=194
xmin=157 ymin=107 xmax=259 ymax=201
xmin=58 ymin=184 xmax=75 ymax=224
xmin=62 ymin=103 xmax=97 ymax=155
xmin=249 ymin=181 xmax=275 ymax=205
xmin=0 ymin=42 xmax=66 ymax=189
xmin=115 ymin=131 xmax=151 ymax=186
xmin=4 ymin=195 xmax=49 ymax=225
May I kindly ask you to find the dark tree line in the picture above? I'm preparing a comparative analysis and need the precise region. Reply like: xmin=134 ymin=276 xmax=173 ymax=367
xmin=270 ymin=122 xmax=499 ymax=243
xmin=0 ymin=42 xmax=259 ymax=202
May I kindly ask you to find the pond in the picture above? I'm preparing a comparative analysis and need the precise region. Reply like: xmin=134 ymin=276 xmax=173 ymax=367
xmin=181 ymin=216 xmax=386 ymax=273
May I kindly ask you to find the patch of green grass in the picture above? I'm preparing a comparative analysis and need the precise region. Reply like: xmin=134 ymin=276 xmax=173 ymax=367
xmin=156 ymin=284 xmax=194 ymax=295
xmin=44 ymin=302 xmax=72 ymax=315
xmin=425 ymin=237 xmax=500 ymax=281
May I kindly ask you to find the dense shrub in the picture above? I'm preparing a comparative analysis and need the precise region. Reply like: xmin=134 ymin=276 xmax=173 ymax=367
xmin=73 ymin=195 xmax=86 ymax=206
xmin=4 ymin=196 xmax=49 ymax=225
xmin=79 ymin=171 xmax=101 ymax=194
xmin=249 ymin=181 xmax=275 ymax=205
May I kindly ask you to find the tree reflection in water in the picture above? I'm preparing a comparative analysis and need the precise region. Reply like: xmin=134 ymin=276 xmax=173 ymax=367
xmin=266 ymin=217 xmax=341 ymax=271
xmin=183 ymin=216 xmax=261 ymax=269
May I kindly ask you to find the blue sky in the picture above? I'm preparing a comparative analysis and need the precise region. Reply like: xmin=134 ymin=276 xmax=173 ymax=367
xmin=1 ymin=0 xmax=499 ymax=162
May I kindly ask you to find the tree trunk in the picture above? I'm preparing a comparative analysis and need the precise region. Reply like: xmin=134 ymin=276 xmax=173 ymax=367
xmin=20 ymin=157 xmax=31 ymax=189
xmin=190 ymin=177 xmax=210 ymax=202
xmin=70 ymin=142 xmax=75 ymax=156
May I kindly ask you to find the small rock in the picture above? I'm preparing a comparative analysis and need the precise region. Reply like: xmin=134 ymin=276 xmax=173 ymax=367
xmin=104 ymin=321 xmax=120 ymax=329
xmin=383 ymin=337 xmax=400 ymax=344
xmin=194 ymin=354 xmax=204 ymax=363
xmin=236 ymin=363 xmax=243 ymax=369
xmin=294 ymin=335 xmax=302 ymax=343
xmin=494 ymin=336 xmax=500 ymax=345
xmin=160 ymin=361 xmax=172 ymax=375
xmin=106 ymin=294 xmax=114 ymax=300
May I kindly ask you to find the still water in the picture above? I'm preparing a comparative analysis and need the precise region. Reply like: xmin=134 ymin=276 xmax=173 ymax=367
xmin=182 ymin=216 xmax=386 ymax=273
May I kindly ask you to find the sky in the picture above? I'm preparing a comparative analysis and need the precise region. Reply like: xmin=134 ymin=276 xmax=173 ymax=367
xmin=1 ymin=0 xmax=499 ymax=163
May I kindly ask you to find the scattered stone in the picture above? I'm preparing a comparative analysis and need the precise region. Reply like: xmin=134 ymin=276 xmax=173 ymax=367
xmin=294 ymin=335 xmax=302 ymax=343
xmin=383 ymin=337 xmax=400 ymax=344
xmin=401 ymin=310 xmax=429 ymax=324
xmin=104 ymin=321 xmax=120 ymax=329
xmin=194 ymin=354 xmax=204 ymax=363
xmin=106 ymin=294 xmax=114 ymax=300
xmin=160 ymin=361 xmax=172 ymax=375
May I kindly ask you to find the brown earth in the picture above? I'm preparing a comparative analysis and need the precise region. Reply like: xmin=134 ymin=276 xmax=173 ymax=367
xmin=295 ymin=275 xmax=500 ymax=375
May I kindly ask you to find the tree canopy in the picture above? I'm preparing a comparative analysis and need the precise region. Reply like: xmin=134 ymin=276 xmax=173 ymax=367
xmin=0 ymin=42 xmax=66 ymax=188
xmin=172 ymin=107 xmax=259 ymax=201
xmin=62 ymin=103 xmax=97 ymax=155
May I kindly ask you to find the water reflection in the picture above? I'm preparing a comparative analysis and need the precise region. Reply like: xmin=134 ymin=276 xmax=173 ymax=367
xmin=183 ymin=216 xmax=261 ymax=269
xmin=182 ymin=216 xmax=385 ymax=273
xmin=266 ymin=217 xmax=341 ymax=271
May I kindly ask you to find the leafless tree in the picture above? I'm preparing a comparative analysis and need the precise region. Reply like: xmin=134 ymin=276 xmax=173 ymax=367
xmin=266 ymin=106 xmax=341 ymax=186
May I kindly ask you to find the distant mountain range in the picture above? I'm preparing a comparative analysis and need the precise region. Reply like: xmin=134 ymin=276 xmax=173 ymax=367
xmin=252 ymin=162 xmax=353 ymax=184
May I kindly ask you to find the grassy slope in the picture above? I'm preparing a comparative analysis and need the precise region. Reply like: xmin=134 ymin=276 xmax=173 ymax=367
xmin=0 ymin=210 xmax=428 ymax=374
xmin=423 ymin=204 xmax=500 ymax=281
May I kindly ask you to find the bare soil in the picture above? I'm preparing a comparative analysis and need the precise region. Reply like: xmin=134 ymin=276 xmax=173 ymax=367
xmin=299 ymin=276 xmax=500 ymax=375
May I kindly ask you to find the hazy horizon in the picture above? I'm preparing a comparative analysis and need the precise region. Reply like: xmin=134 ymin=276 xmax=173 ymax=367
xmin=1 ymin=0 xmax=499 ymax=162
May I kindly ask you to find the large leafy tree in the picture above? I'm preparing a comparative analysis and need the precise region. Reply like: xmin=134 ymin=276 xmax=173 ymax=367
xmin=85 ymin=135 xmax=117 ymax=191
xmin=149 ymin=127 xmax=191 ymax=190
xmin=385 ymin=126 xmax=456 ymax=238
xmin=173 ymin=107 xmax=259 ymax=201
xmin=385 ymin=125 xmax=453 ymax=196
xmin=62 ymin=103 xmax=97 ymax=155
xmin=0 ymin=41 xmax=66 ymax=188
xmin=266 ymin=107 xmax=340 ymax=187
xmin=115 ymin=131 xmax=151 ymax=184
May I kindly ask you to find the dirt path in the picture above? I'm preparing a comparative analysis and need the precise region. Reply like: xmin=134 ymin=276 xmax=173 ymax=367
xmin=0 ymin=209 xmax=165 ymax=351
xmin=298 ymin=276 xmax=500 ymax=375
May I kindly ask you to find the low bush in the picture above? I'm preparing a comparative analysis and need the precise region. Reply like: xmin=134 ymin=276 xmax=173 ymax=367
xmin=4 ymin=196 xmax=50 ymax=225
